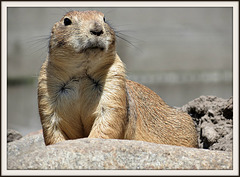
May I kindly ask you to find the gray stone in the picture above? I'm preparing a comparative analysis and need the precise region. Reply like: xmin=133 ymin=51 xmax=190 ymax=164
xmin=8 ymin=134 xmax=232 ymax=170
xmin=7 ymin=95 xmax=233 ymax=170
xmin=7 ymin=133 xmax=45 ymax=157
xmin=7 ymin=129 xmax=22 ymax=143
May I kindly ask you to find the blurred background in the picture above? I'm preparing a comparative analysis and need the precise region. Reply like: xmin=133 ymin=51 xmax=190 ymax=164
xmin=7 ymin=7 xmax=233 ymax=136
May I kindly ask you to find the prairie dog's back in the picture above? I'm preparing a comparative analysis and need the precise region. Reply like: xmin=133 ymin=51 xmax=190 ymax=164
xmin=125 ymin=80 xmax=198 ymax=148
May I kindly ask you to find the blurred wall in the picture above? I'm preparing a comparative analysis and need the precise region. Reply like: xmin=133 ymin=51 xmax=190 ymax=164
xmin=7 ymin=7 xmax=233 ymax=135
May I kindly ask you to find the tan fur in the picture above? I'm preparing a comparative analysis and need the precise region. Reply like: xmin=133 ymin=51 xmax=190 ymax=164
xmin=38 ymin=10 xmax=198 ymax=147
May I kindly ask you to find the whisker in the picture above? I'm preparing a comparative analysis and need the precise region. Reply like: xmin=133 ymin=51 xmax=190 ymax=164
xmin=115 ymin=31 xmax=141 ymax=42
xmin=25 ymin=35 xmax=49 ymax=57
xmin=115 ymin=30 xmax=143 ymax=54
xmin=115 ymin=34 xmax=136 ymax=48
xmin=26 ymin=35 xmax=50 ymax=44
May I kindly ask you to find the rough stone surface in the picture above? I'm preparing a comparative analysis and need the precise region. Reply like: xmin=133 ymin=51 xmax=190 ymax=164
xmin=180 ymin=95 xmax=233 ymax=151
xmin=7 ymin=134 xmax=232 ymax=170
xmin=7 ymin=95 xmax=233 ymax=170
xmin=7 ymin=129 xmax=23 ymax=143
xmin=7 ymin=133 xmax=45 ymax=158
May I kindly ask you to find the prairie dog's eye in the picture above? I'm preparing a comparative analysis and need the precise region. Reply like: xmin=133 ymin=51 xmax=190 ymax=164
xmin=103 ymin=17 xmax=106 ymax=22
xmin=64 ymin=18 xmax=72 ymax=26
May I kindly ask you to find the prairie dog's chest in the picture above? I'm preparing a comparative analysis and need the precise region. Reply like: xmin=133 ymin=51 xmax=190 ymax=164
xmin=50 ymin=75 xmax=103 ymax=114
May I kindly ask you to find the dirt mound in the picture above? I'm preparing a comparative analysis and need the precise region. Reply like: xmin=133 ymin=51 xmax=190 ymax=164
xmin=180 ymin=95 xmax=233 ymax=151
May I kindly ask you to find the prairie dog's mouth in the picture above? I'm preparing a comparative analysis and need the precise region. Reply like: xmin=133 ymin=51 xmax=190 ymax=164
xmin=70 ymin=37 xmax=108 ymax=53
xmin=82 ymin=40 xmax=105 ymax=51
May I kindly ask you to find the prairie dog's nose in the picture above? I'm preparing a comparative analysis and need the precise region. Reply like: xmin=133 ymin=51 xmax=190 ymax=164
xmin=90 ymin=22 xmax=103 ymax=36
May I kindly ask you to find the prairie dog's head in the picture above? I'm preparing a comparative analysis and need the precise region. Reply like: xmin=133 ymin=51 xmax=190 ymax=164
xmin=49 ymin=11 xmax=115 ymax=55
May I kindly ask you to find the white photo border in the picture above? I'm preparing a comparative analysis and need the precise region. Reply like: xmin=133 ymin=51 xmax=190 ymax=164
xmin=1 ymin=1 xmax=239 ymax=176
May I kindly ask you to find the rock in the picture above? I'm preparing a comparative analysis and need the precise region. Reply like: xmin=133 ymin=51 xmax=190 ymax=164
xmin=180 ymin=96 xmax=233 ymax=151
xmin=222 ymin=97 xmax=233 ymax=119
xmin=200 ymin=122 xmax=219 ymax=149
xmin=7 ymin=134 xmax=232 ymax=170
xmin=7 ymin=95 xmax=233 ymax=170
xmin=7 ymin=129 xmax=22 ymax=143
xmin=7 ymin=133 xmax=45 ymax=158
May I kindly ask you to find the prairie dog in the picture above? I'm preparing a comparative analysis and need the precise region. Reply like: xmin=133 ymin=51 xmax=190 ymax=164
xmin=38 ymin=10 xmax=198 ymax=147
